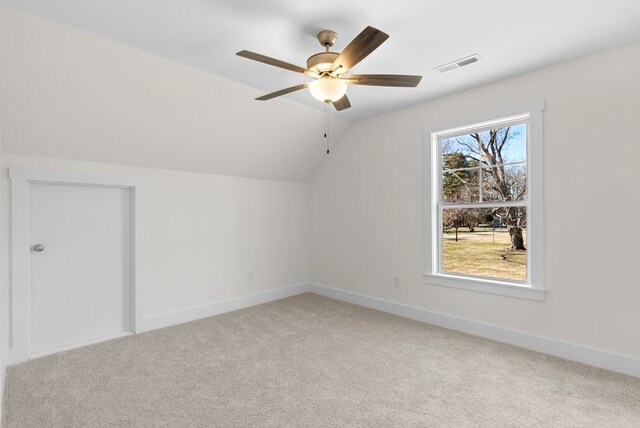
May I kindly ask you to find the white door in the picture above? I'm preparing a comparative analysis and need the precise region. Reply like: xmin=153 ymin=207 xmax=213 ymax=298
xmin=29 ymin=183 xmax=132 ymax=357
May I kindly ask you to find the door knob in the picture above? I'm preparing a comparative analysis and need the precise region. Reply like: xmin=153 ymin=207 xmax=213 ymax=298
xmin=33 ymin=244 xmax=45 ymax=252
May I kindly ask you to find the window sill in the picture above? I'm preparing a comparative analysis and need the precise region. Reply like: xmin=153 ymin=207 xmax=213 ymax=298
xmin=423 ymin=273 xmax=546 ymax=301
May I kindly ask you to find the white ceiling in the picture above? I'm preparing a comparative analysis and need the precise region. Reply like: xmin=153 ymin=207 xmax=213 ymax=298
xmin=3 ymin=0 xmax=640 ymax=121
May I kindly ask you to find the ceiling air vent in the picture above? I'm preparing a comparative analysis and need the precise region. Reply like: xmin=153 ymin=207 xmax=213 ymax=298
xmin=435 ymin=54 xmax=481 ymax=73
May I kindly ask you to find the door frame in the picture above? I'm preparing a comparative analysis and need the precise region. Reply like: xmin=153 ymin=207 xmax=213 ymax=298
xmin=8 ymin=168 xmax=145 ymax=364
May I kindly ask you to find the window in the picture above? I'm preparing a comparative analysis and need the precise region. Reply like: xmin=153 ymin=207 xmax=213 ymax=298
xmin=424 ymin=102 xmax=545 ymax=300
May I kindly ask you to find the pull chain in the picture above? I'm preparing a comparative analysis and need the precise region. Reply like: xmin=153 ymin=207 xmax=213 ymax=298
xmin=324 ymin=102 xmax=330 ymax=154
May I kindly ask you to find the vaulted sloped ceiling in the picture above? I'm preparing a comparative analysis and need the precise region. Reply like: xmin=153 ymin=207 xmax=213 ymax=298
xmin=2 ymin=1 xmax=640 ymax=181
xmin=0 ymin=7 xmax=350 ymax=182
xmin=3 ymin=0 xmax=640 ymax=122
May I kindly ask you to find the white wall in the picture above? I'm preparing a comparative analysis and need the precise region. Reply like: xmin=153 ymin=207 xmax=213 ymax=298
xmin=1 ymin=155 xmax=310 ymax=337
xmin=0 ymin=6 xmax=317 ymax=363
xmin=310 ymin=41 xmax=640 ymax=359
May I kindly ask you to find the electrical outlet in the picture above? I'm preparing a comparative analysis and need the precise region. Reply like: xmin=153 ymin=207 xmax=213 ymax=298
xmin=248 ymin=272 xmax=254 ymax=281
xmin=393 ymin=275 xmax=400 ymax=287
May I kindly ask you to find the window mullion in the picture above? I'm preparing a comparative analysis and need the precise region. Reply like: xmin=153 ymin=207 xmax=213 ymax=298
xmin=478 ymin=141 xmax=483 ymax=203
xmin=478 ymin=171 xmax=483 ymax=201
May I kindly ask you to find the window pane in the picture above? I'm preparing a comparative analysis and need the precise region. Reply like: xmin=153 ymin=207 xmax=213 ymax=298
xmin=442 ymin=207 xmax=527 ymax=282
xmin=481 ymin=163 xmax=527 ymax=202
xmin=500 ymin=123 xmax=527 ymax=164
xmin=443 ymin=168 xmax=479 ymax=203
xmin=441 ymin=136 xmax=479 ymax=171
xmin=472 ymin=124 xmax=527 ymax=167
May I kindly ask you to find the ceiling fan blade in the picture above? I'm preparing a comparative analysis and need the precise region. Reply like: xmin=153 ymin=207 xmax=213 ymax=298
xmin=331 ymin=26 xmax=389 ymax=73
xmin=236 ymin=50 xmax=310 ymax=75
xmin=345 ymin=74 xmax=422 ymax=87
xmin=255 ymin=83 xmax=309 ymax=101
xmin=332 ymin=95 xmax=351 ymax=111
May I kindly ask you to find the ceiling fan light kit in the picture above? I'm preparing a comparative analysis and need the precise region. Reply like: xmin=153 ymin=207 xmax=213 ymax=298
xmin=236 ymin=26 xmax=422 ymax=112
xmin=309 ymin=78 xmax=347 ymax=102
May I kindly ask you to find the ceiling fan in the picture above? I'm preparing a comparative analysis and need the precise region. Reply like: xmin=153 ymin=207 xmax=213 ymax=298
xmin=236 ymin=26 xmax=422 ymax=111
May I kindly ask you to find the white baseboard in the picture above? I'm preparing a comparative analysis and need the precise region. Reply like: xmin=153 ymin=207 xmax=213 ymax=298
xmin=2 ymin=284 xmax=313 ymax=368
xmin=144 ymin=283 xmax=312 ymax=332
xmin=308 ymin=283 xmax=640 ymax=378
xmin=29 ymin=332 xmax=133 ymax=360
xmin=5 ymin=281 xmax=637 ymax=379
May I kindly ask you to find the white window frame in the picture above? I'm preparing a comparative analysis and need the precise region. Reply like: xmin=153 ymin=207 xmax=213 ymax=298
xmin=423 ymin=101 xmax=545 ymax=301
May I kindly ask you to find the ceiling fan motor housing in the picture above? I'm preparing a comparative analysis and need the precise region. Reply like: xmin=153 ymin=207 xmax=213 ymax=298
xmin=307 ymin=52 xmax=339 ymax=73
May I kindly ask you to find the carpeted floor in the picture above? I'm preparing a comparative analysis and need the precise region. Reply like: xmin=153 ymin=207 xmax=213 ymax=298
xmin=3 ymin=293 xmax=640 ymax=427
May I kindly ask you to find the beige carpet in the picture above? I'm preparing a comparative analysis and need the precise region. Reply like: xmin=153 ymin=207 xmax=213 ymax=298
xmin=3 ymin=293 xmax=640 ymax=427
